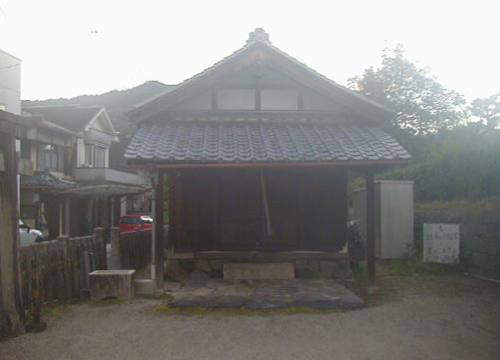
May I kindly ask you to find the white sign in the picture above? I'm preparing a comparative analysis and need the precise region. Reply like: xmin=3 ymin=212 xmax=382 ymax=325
xmin=423 ymin=223 xmax=460 ymax=264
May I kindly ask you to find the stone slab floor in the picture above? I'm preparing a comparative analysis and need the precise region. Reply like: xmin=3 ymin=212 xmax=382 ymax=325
xmin=172 ymin=279 xmax=364 ymax=309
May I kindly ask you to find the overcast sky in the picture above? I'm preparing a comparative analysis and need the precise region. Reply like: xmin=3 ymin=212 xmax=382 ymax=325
xmin=0 ymin=0 xmax=498 ymax=102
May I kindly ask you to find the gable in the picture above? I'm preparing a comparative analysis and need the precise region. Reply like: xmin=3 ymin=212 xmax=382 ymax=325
xmin=87 ymin=110 xmax=118 ymax=141
xmin=172 ymin=67 xmax=342 ymax=113
xmin=128 ymin=29 xmax=393 ymax=123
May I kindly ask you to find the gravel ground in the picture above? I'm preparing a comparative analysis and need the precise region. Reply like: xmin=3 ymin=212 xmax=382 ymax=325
xmin=1 ymin=274 xmax=498 ymax=360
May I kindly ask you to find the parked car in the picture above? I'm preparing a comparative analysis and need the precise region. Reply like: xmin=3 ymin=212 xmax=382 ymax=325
xmin=19 ymin=219 xmax=44 ymax=246
xmin=118 ymin=215 xmax=153 ymax=233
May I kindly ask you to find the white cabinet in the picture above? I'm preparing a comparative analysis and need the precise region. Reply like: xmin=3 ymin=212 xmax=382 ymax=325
xmin=352 ymin=180 xmax=414 ymax=259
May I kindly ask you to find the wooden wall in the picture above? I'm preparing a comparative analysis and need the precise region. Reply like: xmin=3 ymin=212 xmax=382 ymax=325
xmin=172 ymin=167 xmax=347 ymax=252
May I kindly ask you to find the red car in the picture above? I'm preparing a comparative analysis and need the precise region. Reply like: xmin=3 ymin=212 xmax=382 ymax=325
xmin=118 ymin=215 xmax=153 ymax=233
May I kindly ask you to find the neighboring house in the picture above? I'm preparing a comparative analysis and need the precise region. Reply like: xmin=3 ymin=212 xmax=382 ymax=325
xmin=19 ymin=105 xmax=150 ymax=239
xmin=0 ymin=49 xmax=22 ymax=115
xmin=125 ymin=29 xmax=411 ymax=285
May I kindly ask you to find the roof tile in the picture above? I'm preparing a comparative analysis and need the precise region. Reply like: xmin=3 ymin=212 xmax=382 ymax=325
xmin=125 ymin=116 xmax=411 ymax=164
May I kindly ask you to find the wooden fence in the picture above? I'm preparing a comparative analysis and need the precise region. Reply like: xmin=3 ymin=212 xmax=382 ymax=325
xmin=115 ymin=228 xmax=152 ymax=270
xmin=19 ymin=228 xmax=106 ymax=311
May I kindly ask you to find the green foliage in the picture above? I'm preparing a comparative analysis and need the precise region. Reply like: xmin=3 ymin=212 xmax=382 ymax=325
xmin=378 ymin=126 xmax=500 ymax=202
xmin=469 ymin=93 xmax=500 ymax=129
xmin=415 ymin=198 xmax=498 ymax=212
xmin=349 ymin=45 xmax=467 ymax=135
xmin=376 ymin=260 xmax=467 ymax=277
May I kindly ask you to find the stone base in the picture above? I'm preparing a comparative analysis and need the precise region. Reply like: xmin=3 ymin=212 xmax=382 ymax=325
xmin=165 ymin=258 xmax=354 ymax=283
xmin=89 ymin=270 xmax=136 ymax=301
xmin=223 ymin=263 xmax=294 ymax=280
xmin=134 ymin=279 xmax=157 ymax=295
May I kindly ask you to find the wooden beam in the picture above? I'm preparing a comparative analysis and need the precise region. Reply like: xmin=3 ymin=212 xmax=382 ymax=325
xmin=365 ymin=170 xmax=376 ymax=286
xmin=259 ymin=168 xmax=273 ymax=237
xmin=298 ymin=90 xmax=304 ymax=111
xmin=153 ymin=160 xmax=410 ymax=169
xmin=211 ymin=89 xmax=218 ymax=110
xmin=168 ymin=251 xmax=350 ymax=260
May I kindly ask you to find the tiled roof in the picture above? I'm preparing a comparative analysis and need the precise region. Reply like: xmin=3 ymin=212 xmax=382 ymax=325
xmin=23 ymin=105 xmax=103 ymax=132
xmin=125 ymin=117 xmax=411 ymax=164
xmin=21 ymin=171 xmax=77 ymax=191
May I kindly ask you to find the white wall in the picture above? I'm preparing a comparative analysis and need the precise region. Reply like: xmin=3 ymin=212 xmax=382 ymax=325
xmin=0 ymin=50 xmax=21 ymax=115
xmin=218 ymin=89 xmax=255 ymax=110
xmin=76 ymin=138 xmax=85 ymax=167
xmin=174 ymin=92 xmax=211 ymax=110
xmin=261 ymin=89 xmax=298 ymax=110
xmin=302 ymin=90 xmax=339 ymax=111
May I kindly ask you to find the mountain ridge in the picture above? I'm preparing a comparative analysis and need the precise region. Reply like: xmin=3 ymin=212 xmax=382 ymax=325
xmin=22 ymin=81 xmax=175 ymax=134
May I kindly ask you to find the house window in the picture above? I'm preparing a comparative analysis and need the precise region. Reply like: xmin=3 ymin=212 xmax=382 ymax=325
xmin=84 ymin=143 xmax=107 ymax=168
xmin=37 ymin=143 xmax=64 ymax=172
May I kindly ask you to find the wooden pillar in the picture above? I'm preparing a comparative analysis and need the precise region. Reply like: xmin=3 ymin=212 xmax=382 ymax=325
xmin=109 ymin=227 xmax=121 ymax=270
xmin=110 ymin=197 xmax=115 ymax=227
xmin=167 ymin=171 xmax=176 ymax=253
xmin=259 ymin=168 xmax=273 ymax=237
xmin=0 ymin=124 xmax=25 ymax=335
xmin=366 ymin=170 xmax=376 ymax=286
xmin=154 ymin=170 xmax=165 ymax=289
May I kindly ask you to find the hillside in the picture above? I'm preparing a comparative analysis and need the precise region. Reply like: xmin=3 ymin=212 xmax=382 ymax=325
xmin=22 ymin=81 xmax=175 ymax=134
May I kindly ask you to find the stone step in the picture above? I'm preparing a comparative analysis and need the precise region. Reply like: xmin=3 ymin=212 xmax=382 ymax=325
xmin=223 ymin=263 xmax=294 ymax=280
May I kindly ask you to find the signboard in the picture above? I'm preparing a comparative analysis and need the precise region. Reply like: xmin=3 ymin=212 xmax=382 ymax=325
xmin=423 ymin=223 xmax=460 ymax=264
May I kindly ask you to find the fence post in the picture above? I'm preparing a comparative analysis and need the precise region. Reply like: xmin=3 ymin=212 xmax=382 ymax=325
xmin=109 ymin=227 xmax=121 ymax=270
xmin=83 ymin=251 xmax=91 ymax=289
xmin=58 ymin=235 xmax=71 ymax=302
xmin=93 ymin=228 xmax=105 ymax=270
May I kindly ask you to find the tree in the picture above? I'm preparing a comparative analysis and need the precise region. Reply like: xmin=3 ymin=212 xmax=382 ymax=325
xmin=469 ymin=93 xmax=500 ymax=129
xmin=348 ymin=45 xmax=467 ymax=135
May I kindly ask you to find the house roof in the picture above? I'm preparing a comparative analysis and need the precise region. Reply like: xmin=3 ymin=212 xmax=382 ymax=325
xmin=0 ymin=109 xmax=77 ymax=137
xmin=22 ymin=105 xmax=118 ymax=141
xmin=128 ymin=29 xmax=394 ymax=123
xmin=21 ymin=171 xmax=77 ymax=191
xmin=23 ymin=105 xmax=103 ymax=131
xmin=125 ymin=114 xmax=411 ymax=166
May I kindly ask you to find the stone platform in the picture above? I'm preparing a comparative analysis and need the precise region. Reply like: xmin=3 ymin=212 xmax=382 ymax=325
xmin=88 ymin=270 xmax=136 ymax=301
xmin=171 ymin=279 xmax=364 ymax=310
xmin=223 ymin=263 xmax=295 ymax=280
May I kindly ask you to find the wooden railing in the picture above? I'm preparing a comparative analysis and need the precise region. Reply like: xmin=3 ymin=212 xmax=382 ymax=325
xmin=19 ymin=228 xmax=106 ymax=311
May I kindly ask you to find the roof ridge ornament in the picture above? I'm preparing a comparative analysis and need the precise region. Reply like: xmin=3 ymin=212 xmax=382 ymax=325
xmin=246 ymin=28 xmax=271 ymax=45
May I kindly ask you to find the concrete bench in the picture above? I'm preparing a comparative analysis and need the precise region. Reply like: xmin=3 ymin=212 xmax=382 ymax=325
xmin=88 ymin=270 xmax=136 ymax=301
xmin=223 ymin=263 xmax=294 ymax=280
